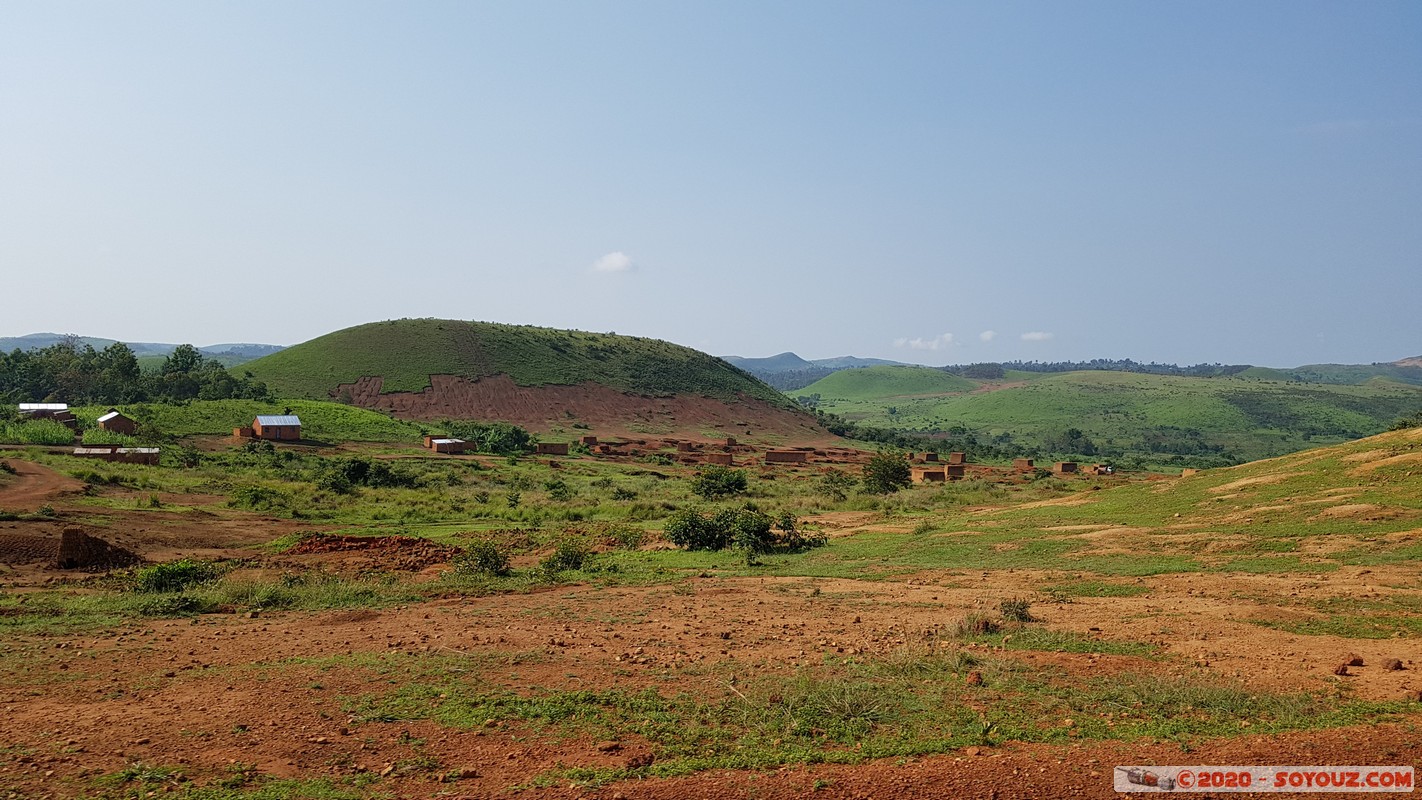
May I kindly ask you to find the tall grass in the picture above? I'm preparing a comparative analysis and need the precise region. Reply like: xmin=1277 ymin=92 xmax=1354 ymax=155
xmin=0 ymin=419 xmax=76 ymax=445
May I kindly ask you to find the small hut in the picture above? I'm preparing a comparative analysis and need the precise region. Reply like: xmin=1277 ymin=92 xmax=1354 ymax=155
xmin=1013 ymin=458 xmax=1035 ymax=471
xmin=535 ymin=442 xmax=569 ymax=456
xmin=96 ymin=409 xmax=137 ymax=436
xmin=429 ymin=438 xmax=468 ymax=454
xmin=765 ymin=450 xmax=808 ymax=464
xmin=1053 ymin=461 xmax=1079 ymax=474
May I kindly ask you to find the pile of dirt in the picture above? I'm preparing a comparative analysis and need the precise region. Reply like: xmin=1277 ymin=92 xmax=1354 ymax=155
xmin=285 ymin=534 xmax=461 ymax=571
xmin=0 ymin=527 xmax=141 ymax=570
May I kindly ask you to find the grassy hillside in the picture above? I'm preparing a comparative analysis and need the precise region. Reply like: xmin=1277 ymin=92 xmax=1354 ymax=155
xmin=243 ymin=319 xmax=790 ymax=407
xmin=1286 ymin=363 xmax=1422 ymax=386
xmin=806 ymin=369 xmax=1422 ymax=465
xmin=937 ymin=425 xmax=1422 ymax=585
xmin=797 ymin=365 xmax=978 ymax=401
xmin=74 ymin=399 xmax=428 ymax=442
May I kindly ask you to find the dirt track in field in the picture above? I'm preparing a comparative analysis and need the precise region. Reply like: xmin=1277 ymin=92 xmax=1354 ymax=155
xmin=1 ymin=458 xmax=1419 ymax=799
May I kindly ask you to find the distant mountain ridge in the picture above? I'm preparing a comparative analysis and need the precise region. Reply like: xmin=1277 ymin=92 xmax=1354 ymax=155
xmin=721 ymin=352 xmax=910 ymax=391
xmin=0 ymin=333 xmax=285 ymax=366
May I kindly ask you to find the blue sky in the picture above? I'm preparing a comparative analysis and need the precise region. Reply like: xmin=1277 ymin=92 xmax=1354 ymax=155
xmin=2 ymin=1 xmax=1418 ymax=366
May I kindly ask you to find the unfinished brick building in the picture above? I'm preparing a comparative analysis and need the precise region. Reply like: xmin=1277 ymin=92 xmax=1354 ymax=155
xmin=96 ymin=409 xmax=137 ymax=436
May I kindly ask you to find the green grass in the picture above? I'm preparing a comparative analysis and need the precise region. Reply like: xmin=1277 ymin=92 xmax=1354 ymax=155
xmin=242 ymin=318 xmax=793 ymax=408
xmin=798 ymin=365 xmax=978 ymax=402
xmin=800 ymin=369 xmax=1422 ymax=465
xmin=74 ymin=399 xmax=430 ymax=442
xmin=328 ymin=645 xmax=1406 ymax=786
xmin=0 ymin=418 xmax=76 ymax=445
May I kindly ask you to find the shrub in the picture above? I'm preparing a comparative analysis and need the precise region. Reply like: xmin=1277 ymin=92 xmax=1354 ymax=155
xmin=453 ymin=541 xmax=511 ymax=577
xmin=611 ymin=486 xmax=637 ymax=501
xmin=228 ymin=485 xmax=285 ymax=511
xmin=442 ymin=421 xmax=532 ymax=455
xmin=816 ymin=469 xmax=857 ymax=501
xmin=954 ymin=613 xmax=1000 ymax=636
xmin=690 ymin=466 xmax=749 ymax=500
xmin=664 ymin=507 xmax=819 ymax=556
xmin=138 ymin=594 xmax=213 ymax=616
xmin=540 ymin=540 xmax=591 ymax=574
xmin=664 ymin=507 xmax=729 ymax=551
xmin=862 ymin=452 xmax=912 ymax=495
xmin=132 ymin=559 xmax=222 ymax=593
xmin=602 ymin=523 xmax=645 ymax=549
xmin=544 ymin=479 xmax=573 ymax=502
xmin=999 ymin=597 xmax=1035 ymax=622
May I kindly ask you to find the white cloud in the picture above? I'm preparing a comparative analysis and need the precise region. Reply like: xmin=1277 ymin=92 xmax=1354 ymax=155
xmin=978 ymin=330 xmax=997 ymax=342
xmin=1020 ymin=331 xmax=1054 ymax=342
xmin=592 ymin=251 xmax=633 ymax=273
xmin=893 ymin=332 xmax=955 ymax=351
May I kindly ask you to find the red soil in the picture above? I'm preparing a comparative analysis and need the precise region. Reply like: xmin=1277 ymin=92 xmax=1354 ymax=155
xmin=331 ymin=374 xmax=832 ymax=443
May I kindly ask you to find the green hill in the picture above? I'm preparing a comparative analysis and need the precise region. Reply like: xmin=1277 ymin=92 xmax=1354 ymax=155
xmin=242 ymin=319 xmax=791 ymax=408
xmin=804 ymin=369 xmax=1422 ymax=466
xmin=797 ymin=365 xmax=978 ymax=401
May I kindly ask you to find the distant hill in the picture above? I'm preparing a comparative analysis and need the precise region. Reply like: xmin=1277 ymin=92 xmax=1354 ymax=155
xmin=0 ymin=333 xmax=284 ymax=367
xmin=801 ymin=367 xmax=1422 ymax=468
xmin=721 ymin=352 xmax=815 ymax=373
xmin=721 ymin=351 xmax=911 ymax=391
xmin=798 ymin=365 xmax=978 ymax=402
xmin=242 ymin=319 xmax=823 ymax=439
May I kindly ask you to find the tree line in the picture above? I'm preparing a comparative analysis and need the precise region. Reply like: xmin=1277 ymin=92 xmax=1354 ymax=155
xmin=0 ymin=339 xmax=271 ymax=406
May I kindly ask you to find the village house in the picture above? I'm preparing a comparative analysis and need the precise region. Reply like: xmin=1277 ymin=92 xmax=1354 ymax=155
xmin=252 ymin=415 xmax=302 ymax=441
xmin=96 ymin=409 xmax=137 ymax=436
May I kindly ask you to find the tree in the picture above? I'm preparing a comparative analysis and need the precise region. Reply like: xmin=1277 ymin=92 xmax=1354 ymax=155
xmin=862 ymin=451 xmax=911 ymax=494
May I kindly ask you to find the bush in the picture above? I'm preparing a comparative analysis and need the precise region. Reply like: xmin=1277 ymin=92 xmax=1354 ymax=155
xmin=453 ymin=541 xmax=511 ymax=577
xmin=664 ymin=507 xmax=730 ymax=551
xmin=228 ymin=485 xmax=285 ymax=511
xmin=611 ymin=486 xmax=637 ymax=501
xmin=816 ymin=469 xmax=857 ymax=501
xmin=999 ymin=597 xmax=1035 ymax=623
xmin=442 ymin=421 xmax=532 ymax=455
xmin=540 ymin=540 xmax=591 ymax=574
xmin=544 ymin=479 xmax=573 ymax=502
xmin=664 ymin=507 xmax=820 ymax=556
xmin=862 ymin=452 xmax=912 ymax=495
xmin=132 ymin=559 xmax=221 ymax=593
xmin=138 ymin=594 xmax=214 ymax=616
xmin=690 ymin=466 xmax=748 ymax=500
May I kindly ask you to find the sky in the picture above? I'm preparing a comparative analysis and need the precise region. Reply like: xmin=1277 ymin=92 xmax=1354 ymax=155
xmin=1 ymin=1 xmax=1419 ymax=367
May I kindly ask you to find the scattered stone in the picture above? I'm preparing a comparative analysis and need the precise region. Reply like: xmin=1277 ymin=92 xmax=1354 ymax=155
xmin=1344 ymin=653 xmax=1365 ymax=667
xmin=596 ymin=741 xmax=622 ymax=752
xmin=965 ymin=671 xmax=983 ymax=686
xmin=1383 ymin=658 xmax=1404 ymax=671
xmin=964 ymin=746 xmax=983 ymax=757
xmin=625 ymin=753 xmax=655 ymax=770
xmin=1333 ymin=663 xmax=1351 ymax=676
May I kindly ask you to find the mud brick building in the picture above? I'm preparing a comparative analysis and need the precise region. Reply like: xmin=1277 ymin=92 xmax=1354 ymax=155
xmin=252 ymin=415 xmax=302 ymax=441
